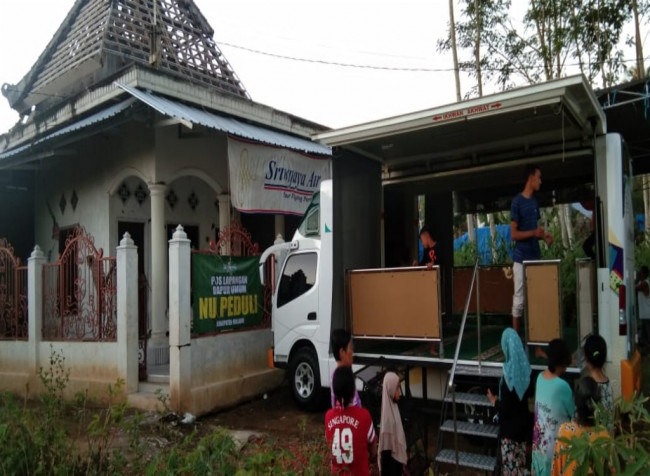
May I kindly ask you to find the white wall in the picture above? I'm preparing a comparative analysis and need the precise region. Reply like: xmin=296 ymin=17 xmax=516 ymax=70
xmin=34 ymin=121 xmax=155 ymax=262
xmin=164 ymin=176 xmax=221 ymax=249
xmin=188 ymin=329 xmax=283 ymax=414
xmin=0 ymin=341 xmax=31 ymax=394
xmin=33 ymin=120 xmax=231 ymax=263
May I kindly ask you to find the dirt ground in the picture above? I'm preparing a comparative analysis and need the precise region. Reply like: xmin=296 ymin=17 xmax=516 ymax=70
xmin=179 ymin=353 xmax=650 ymax=475
xmin=206 ymin=383 xmax=326 ymax=441
xmin=197 ymin=380 xmax=447 ymax=475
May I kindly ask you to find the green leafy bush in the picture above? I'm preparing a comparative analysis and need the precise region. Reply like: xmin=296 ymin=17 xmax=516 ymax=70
xmin=556 ymin=392 xmax=650 ymax=475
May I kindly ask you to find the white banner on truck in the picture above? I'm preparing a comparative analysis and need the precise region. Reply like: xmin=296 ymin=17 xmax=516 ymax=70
xmin=227 ymin=137 xmax=330 ymax=215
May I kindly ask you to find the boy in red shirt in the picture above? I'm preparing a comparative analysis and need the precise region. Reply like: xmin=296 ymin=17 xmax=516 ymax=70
xmin=325 ymin=366 xmax=377 ymax=475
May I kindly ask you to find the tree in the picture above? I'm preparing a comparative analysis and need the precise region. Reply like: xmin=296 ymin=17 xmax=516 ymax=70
xmin=438 ymin=0 xmax=511 ymax=96
xmin=630 ymin=0 xmax=648 ymax=79
xmin=449 ymin=0 xmax=463 ymax=102
xmin=439 ymin=1 xmax=638 ymax=248
xmin=438 ymin=0 xmax=632 ymax=90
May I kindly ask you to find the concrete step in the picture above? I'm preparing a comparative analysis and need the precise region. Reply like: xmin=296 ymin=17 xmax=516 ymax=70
xmin=435 ymin=449 xmax=497 ymax=472
xmin=440 ymin=419 xmax=499 ymax=438
xmin=127 ymin=390 xmax=166 ymax=412
xmin=147 ymin=370 xmax=170 ymax=384
xmin=138 ymin=381 xmax=169 ymax=395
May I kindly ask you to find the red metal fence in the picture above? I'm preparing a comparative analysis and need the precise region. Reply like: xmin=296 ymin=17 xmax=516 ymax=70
xmin=43 ymin=227 xmax=117 ymax=341
xmin=0 ymin=238 xmax=28 ymax=340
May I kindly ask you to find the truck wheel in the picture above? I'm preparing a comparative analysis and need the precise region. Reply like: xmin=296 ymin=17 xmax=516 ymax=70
xmin=289 ymin=348 xmax=322 ymax=411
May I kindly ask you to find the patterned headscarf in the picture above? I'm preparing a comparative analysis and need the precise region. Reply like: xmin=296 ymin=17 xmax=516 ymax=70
xmin=501 ymin=328 xmax=531 ymax=400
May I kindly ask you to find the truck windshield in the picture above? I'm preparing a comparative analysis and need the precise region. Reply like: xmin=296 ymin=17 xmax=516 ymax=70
xmin=297 ymin=192 xmax=320 ymax=237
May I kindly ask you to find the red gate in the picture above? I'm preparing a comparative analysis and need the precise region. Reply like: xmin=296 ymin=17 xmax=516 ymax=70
xmin=0 ymin=238 xmax=27 ymax=340
xmin=43 ymin=227 xmax=117 ymax=341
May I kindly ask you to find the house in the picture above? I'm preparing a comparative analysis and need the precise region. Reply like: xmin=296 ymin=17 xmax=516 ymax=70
xmin=0 ymin=0 xmax=330 ymax=414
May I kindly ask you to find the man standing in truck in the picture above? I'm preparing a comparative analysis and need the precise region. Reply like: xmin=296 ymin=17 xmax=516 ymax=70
xmin=510 ymin=164 xmax=553 ymax=332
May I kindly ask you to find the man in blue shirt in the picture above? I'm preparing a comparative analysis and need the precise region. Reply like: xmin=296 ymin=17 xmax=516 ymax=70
xmin=510 ymin=164 xmax=553 ymax=332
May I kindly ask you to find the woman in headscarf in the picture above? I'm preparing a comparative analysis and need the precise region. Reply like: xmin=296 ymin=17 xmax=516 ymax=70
xmin=487 ymin=327 xmax=533 ymax=475
xmin=378 ymin=371 xmax=408 ymax=475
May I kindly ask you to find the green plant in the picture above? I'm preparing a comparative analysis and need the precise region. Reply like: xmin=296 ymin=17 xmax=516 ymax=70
xmin=85 ymin=378 xmax=130 ymax=473
xmin=120 ymin=407 xmax=149 ymax=473
xmin=298 ymin=415 xmax=308 ymax=438
xmin=176 ymin=430 xmax=239 ymax=474
xmin=557 ymin=392 xmax=650 ymax=475
xmin=0 ymin=347 xmax=82 ymax=475
xmin=155 ymin=387 xmax=171 ymax=413
xmin=33 ymin=346 xmax=79 ymax=474
xmin=454 ymin=240 xmax=478 ymax=266
xmin=636 ymin=239 xmax=650 ymax=271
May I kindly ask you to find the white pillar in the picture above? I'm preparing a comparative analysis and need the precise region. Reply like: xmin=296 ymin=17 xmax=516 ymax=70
xmin=218 ymin=193 xmax=231 ymax=254
xmin=273 ymin=234 xmax=286 ymax=284
xmin=27 ymin=245 xmax=44 ymax=374
xmin=218 ymin=193 xmax=231 ymax=231
xmin=274 ymin=215 xmax=285 ymax=238
xmin=149 ymin=183 xmax=168 ymax=365
xmin=168 ymin=225 xmax=192 ymax=413
xmin=117 ymin=232 xmax=138 ymax=394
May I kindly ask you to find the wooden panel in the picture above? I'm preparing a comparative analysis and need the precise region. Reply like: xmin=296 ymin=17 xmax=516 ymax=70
xmin=452 ymin=268 xmax=477 ymax=314
xmin=478 ymin=267 xmax=514 ymax=314
xmin=452 ymin=266 xmax=513 ymax=314
xmin=526 ymin=262 xmax=561 ymax=343
xmin=349 ymin=268 xmax=440 ymax=339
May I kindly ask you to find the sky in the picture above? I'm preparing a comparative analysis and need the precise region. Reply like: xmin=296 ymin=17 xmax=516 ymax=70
xmin=0 ymin=0 xmax=490 ymax=133
xmin=0 ymin=0 xmax=636 ymax=134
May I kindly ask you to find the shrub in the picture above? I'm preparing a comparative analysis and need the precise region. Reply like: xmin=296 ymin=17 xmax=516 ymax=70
xmin=556 ymin=392 xmax=650 ymax=475
xmin=0 ymin=348 xmax=330 ymax=474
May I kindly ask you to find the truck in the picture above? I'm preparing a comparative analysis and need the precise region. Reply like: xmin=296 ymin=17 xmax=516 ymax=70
xmin=259 ymin=75 xmax=640 ymax=412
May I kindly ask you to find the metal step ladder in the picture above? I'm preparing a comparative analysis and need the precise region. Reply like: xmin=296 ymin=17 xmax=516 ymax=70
xmin=432 ymin=261 xmax=502 ymax=474
xmin=434 ymin=364 xmax=502 ymax=474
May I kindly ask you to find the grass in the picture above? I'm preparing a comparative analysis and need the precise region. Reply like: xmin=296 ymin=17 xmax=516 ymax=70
xmin=0 ymin=347 xmax=331 ymax=475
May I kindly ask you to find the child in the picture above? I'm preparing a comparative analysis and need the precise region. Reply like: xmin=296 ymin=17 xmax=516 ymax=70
xmin=330 ymin=328 xmax=361 ymax=408
xmin=378 ymin=372 xmax=407 ymax=475
xmin=583 ymin=334 xmax=614 ymax=413
xmin=325 ymin=366 xmax=377 ymax=475
xmin=532 ymin=338 xmax=575 ymax=476
xmin=551 ymin=377 xmax=609 ymax=476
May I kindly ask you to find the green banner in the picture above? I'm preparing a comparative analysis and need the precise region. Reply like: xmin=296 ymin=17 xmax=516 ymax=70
xmin=192 ymin=254 xmax=262 ymax=334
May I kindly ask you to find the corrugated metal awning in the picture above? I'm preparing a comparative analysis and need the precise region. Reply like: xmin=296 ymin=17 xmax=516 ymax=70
xmin=116 ymin=82 xmax=331 ymax=156
xmin=0 ymin=98 xmax=136 ymax=161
